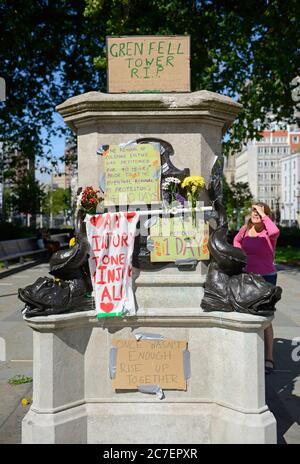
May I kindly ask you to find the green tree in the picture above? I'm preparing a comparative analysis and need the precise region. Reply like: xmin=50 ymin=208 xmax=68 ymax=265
xmin=3 ymin=187 xmax=13 ymax=220
xmin=85 ymin=0 xmax=300 ymax=153
xmin=11 ymin=173 xmax=45 ymax=217
xmin=42 ymin=188 xmax=71 ymax=216
xmin=223 ymin=178 xmax=253 ymax=229
xmin=223 ymin=176 xmax=235 ymax=221
xmin=0 ymin=0 xmax=299 ymax=166
xmin=0 ymin=1 xmax=99 ymax=172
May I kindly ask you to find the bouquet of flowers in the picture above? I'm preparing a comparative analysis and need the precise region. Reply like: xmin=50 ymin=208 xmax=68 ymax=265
xmin=162 ymin=177 xmax=181 ymax=204
xmin=181 ymin=176 xmax=205 ymax=224
xmin=76 ymin=186 xmax=104 ymax=215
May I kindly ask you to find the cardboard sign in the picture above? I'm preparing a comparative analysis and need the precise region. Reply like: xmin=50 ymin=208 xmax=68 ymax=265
xmin=103 ymin=143 xmax=161 ymax=205
xmin=107 ymin=35 xmax=190 ymax=93
xmin=112 ymin=339 xmax=187 ymax=390
xmin=150 ymin=217 xmax=209 ymax=262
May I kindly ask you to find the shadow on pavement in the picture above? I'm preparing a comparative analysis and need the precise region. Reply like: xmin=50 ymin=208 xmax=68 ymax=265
xmin=277 ymin=264 xmax=300 ymax=276
xmin=266 ymin=338 xmax=300 ymax=444
xmin=0 ymin=293 xmax=18 ymax=298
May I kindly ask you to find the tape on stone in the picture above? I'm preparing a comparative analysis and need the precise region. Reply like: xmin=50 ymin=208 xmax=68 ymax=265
xmin=135 ymin=332 xmax=165 ymax=341
xmin=109 ymin=347 xmax=118 ymax=379
xmin=138 ymin=384 xmax=165 ymax=400
xmin=183 ymin=349 xmax=191 ymax=380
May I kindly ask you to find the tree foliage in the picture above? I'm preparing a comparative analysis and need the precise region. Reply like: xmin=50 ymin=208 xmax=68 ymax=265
xmin=11 ymin=173 xmax=45 ymax=215
xmin=223 ymin=177 xmax=253 ymax=229
xmin=85 ymin=0 xmax=300 ymax=153
xmin=42 ymin=188 xmax=71 ymax=216
xmin=0 ymin=0 xmax=100 ymax=171
xmin=0 ymin=0 xmax=299 ymax=167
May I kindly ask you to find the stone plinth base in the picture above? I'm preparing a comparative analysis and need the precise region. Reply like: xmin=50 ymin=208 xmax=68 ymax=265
xmin=22 ymin=309 xmax=276 ymax=444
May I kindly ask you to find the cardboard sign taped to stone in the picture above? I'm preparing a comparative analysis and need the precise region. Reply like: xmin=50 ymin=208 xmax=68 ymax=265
xmin=103 ymin=143 xmax=161 ymax=205
xmin=112 ymin=338 xmax=187 ymax=390
xmin=107 ymin=35 xmax=190 ymax=93
xmin=150 ymin=217 xmax=210 ymax=262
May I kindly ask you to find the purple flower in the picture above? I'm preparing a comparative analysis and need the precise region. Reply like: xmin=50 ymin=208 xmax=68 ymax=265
xmin=175 ymin=192 xmax=186 ymax=206
xmin=162 ymin=189 xmax=169 ymax=201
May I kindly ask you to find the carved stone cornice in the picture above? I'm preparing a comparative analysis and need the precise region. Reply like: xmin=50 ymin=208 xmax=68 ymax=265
xmin=24 ymin=309 xmax=272 ymax=332
xmin=56 ymin=91 xmax=242 ymax=132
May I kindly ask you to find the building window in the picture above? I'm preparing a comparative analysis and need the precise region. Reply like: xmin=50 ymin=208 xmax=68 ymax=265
xmin=293 ymin=136 xmax=299 ymax=143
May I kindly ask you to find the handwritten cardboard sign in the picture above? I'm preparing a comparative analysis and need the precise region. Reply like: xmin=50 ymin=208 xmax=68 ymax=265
xmin=103 ymin=143 xmax=161 ymax=206
xmin=86 ymin=212 xmax=139 ymax=317
xmin=150 ymin=217 xmax=210 ymax=262
xmin=107 ymin=35 xmax=190 ymax=93
xmin=112 ymin=338 xmax=187 ymax=390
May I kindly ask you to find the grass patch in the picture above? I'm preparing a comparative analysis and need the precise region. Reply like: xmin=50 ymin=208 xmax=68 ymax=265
xmin=8 ymin=375 xmax=33 ymax=385
xmin=276 ymin=246 xmax=300 ymax=265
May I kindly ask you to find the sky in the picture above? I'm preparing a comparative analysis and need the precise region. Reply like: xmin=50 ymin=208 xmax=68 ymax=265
xmin=37 ymin=112 xmax=67 ymax=185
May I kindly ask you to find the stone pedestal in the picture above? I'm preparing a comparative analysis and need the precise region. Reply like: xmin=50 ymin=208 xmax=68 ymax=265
xmin=22 ymin=310 xmax=276 ymax=444
xmin=22 ymin=91 xmax=277 ymax=444
xmin=56 ymin=91 xmax=242 ymax=310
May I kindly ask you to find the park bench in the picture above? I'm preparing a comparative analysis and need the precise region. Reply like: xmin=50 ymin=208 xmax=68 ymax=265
xmin=0 ymin=233 xmax=70 ymax=268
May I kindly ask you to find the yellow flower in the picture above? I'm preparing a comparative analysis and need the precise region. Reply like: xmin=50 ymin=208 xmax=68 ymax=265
xmin=181 ymin=175 xmax=205 ymax=190
xmin=21 ymin=398 xmax=30 ymax=406
xmin=69 ymin=237 xmax=76 ymax=247
xmin=181 ymin=176 xmax=205 ymax=226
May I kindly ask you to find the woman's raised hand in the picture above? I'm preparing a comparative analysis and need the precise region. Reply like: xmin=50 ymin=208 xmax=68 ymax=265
xmin=252 ymin=204 xmax=266 ymax=218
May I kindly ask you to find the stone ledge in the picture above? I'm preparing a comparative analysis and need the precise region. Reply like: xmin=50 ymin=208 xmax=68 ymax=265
xmin=30 ymin=397 xmax=269 ymax=416
xmin=56 ymin=90 xmax=242 ymax=131
xmin=24 ymin=308 xmax=272 ymax=332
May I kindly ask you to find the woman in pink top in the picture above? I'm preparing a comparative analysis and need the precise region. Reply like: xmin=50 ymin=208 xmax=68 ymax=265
xmin=234 ymin=202 xmax=280 ymax=374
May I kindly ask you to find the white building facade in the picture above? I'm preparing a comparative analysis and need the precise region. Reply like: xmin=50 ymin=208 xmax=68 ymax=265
xmin=235 ymin=127 xmax=300 ymax=222
xmin=281 ymin=151 xmax=300 ymax=226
